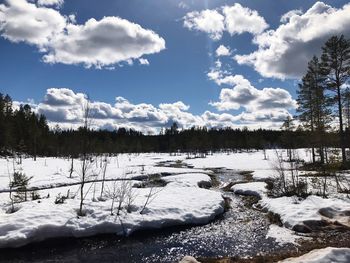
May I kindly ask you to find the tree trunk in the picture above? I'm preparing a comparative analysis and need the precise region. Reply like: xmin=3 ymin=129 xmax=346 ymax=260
xmin=337 ymin=86 xmax=346 ymax=163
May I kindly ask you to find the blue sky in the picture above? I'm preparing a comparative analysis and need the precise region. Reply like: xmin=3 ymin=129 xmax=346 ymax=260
xmin=0 ymin=0 xmax=349 ymax=132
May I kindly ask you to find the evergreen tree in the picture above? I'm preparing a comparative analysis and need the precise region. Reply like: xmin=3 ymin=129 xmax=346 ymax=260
xmin=297 ymin=56 xmax=331 ymax=164
xmin=321 ymin=35 xmax=350 ymax=163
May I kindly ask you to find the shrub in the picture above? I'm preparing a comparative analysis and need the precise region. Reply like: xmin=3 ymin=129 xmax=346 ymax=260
xmin=54 ymin=193 xmax=67 ymax=204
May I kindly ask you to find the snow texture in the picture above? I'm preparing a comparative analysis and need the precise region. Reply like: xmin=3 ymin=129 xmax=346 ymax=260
xmin=279 ymin=247 xmax=350 ymax=263
xmin=0 ymin=154 xmax=224 ymax=248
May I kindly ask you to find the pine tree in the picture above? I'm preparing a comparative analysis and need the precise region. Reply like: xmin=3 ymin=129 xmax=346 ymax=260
xmin=297 ymin=56 xmax=332 ymax=164
xmin=321 ymin=35 xmax=350 ymax=163
xmin=297 ymin=70 xmax=316 ymax=163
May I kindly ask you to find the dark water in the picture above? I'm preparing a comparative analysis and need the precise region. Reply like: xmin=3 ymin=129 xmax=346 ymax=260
xmin=1 ymin=169 xmax=297 ymax=263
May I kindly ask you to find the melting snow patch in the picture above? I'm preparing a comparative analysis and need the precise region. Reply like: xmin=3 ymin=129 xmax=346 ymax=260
xmin=231 ymin=182 xmax=267 ymax=198
xmin=279 ymin=247 xmax=350 ymax=263
xmin=259 ymin=195 xmax=350 ymax=232
xmin=266 ymin=224 xmax=303 ymax=246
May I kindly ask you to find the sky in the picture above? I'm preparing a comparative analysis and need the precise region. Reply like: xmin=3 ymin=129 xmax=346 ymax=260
xmin=0 ymin=0 xmax=349 ymax=133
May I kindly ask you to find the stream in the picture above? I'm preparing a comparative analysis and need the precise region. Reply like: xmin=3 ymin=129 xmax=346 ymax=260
xmin=1 ymin=169 xmax=298 ymax=263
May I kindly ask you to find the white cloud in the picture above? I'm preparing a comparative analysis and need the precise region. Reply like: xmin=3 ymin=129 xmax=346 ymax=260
xmin=207 ymin=69 xmax=251 ymax=86
xmin=215 ymin=45 xmax=231 ymax=56
xmin=43 ymin=17 xmax=165 ymax=68
xmin=183 ymin=9 xmax=225 ymax=40
xmin=37 ymin=0 xmax=63 ymax=7
xmin=0 ymin=0 xmax=66 ymax=46
xmin=139 ymin=58 xmax=150 ymax=65
xmin=234 ymin=2 xmax=350 ymax=79
xmin=33 ymin=88 xmax=203 ymax=132
xmin=280 ymin=9 xmax=303 ymax=23
xmin=223 ymin=3 xmax=268 ymax=36
xmin=209 ymin=74 xmax=296 ymax=115
xmin=183 ymin=3 xmax=268 ymax=40
xmin=0 ymin=0 xmax=166 ymax=68
xmin=21 ymin=88 xmax=289 ymax=132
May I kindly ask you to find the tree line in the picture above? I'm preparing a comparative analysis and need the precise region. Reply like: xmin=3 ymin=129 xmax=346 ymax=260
xmin=0 ymin=94 xmax=341 ymax=157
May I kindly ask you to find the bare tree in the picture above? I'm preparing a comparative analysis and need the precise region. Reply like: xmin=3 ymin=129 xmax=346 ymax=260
xmin=99 ymin=154 xmax=108 ymax=200
xmin=272 ymin=149 xmax=287 ymax=194
xmin=69 ymin=155 xmax=74 ymax=178
xmin=78 ymin=97 xmax=93 ymax=216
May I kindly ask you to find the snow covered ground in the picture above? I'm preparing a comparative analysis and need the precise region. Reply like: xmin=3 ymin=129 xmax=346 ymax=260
xmin=232 ymin=181 xmax=350 ymax=232
xmin=0 ymin=149 xmax=349 ymax=251
xmin=0 ymin=154 xmax=225 ymax=248
xmin=279 ymin=247 xmax=350 ymax=263
xmin=0 ymin=180 xmax=224 ymax=248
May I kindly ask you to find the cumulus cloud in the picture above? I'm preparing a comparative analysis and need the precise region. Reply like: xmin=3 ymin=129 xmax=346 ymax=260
xmin=183 ymin=3 xmax=268 ymax=40
xmin=183 ymin=9 xmax=225 ymax=40
xmin=0 ymin=0 xmax=66 ymax=46
xmin=234 ymin=2 xmax=350 ymax=79
xmin=43 ymin=17 xmax=165 ymax=67
xmin=209 ymin=74 xmax=296 ymax=124
xmin=208 ymin=69 xmax=250 ymax=86
xmin=36 ymin=0 xmax=63 ymax=7
xmin=0 ymin=0 xmax=165 ymax=68
xmin=32 ymin=88 xmax=205 ymax=132
xmin=215 ymin=45 xmax=231 ymax=56
xmin=21 ymin=88 xmax=288 ymax=132
xmin=280 ymin=9 xmax=303 ymax=23
xmin=222 ymin=4 xmax=268 ymax=36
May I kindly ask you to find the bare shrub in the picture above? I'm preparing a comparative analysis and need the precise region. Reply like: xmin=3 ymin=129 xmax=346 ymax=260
xmin=268 ymin=149 xmax=308 ymax=197
xmin=105 ymin=173 xmax=136 ymax=216
xmin=139 ymin=174 xmax=163 ymax=214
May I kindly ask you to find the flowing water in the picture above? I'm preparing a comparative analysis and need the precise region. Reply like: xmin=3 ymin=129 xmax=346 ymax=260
xmin=1 ymin=169 xmax=298 ymax=263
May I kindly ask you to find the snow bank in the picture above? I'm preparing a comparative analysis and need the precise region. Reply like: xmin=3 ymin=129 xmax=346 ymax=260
xmin=164 ymin=173 xmax=212 ymax=188
xmin=231 ymin=180 xmax=350 ymax=233
xmin=259 ymin=195 xmax=350 ymax=232
xmin=279 ymin=247 xmax=350 ymax=263
xmin=231 ymin=182 xmax=267 ymax=198
xmin=0 ymin=182 xmax=224 ymax=248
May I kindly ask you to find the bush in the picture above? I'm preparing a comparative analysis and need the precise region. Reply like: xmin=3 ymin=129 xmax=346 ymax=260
xmin=31 ymin=191 xmax=40 ymax=200
xmin=10 ymin=172 xmax=30 ymax=202
xmin=54 ymin=193 xmax=67 ymax=204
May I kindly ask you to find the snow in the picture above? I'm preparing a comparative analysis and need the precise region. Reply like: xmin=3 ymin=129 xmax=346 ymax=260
xmin=179 ymin=256 xmax=201 ymax=263
xmin=0 ymin=154 xmax=226 ymax=248
xmin=279 ymin=247 xmax=350 ymax=263
xmin=164 ymin=173 xmax=212 ymax=187
xmin=259 ymin=195 xmax=350 ymax=231
xmin=231 ymin=182 xmax=267 ymax=198
xmin=233 ymin=181 xmax=350 ymax=232
xmin=0 ymin=154 xmax=208 ymax=191
xmin=266 ymin=224 xmax=305 ymax=245
xmin=0 ymin=181 xmax=224 ymax=248
xmin=0 ymin=149 xmax=349 ymax=248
